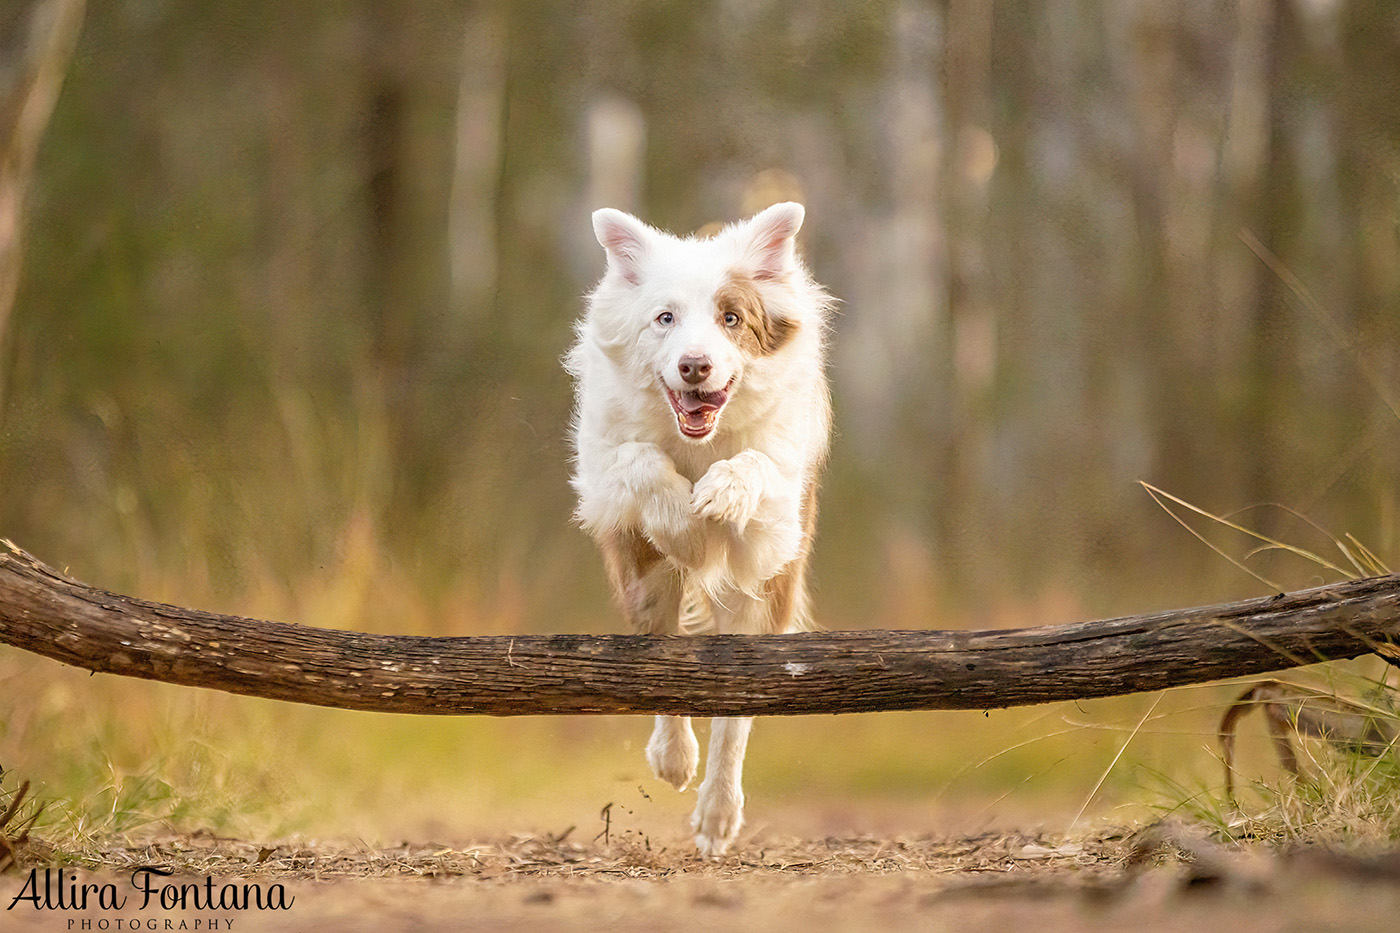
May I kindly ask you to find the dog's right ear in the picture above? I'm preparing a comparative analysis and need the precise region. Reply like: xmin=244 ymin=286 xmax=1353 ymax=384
xmin=592 ymin=208 xmax=650 ymax=285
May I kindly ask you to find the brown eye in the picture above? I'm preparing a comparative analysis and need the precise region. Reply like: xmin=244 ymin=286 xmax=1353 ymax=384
xmin=723 ymin=311 xmax=740 ymax=327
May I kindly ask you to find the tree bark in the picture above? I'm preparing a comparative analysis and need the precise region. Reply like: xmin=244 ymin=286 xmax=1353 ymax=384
xmin=0 ymin=539 xmax=1397 ymax=716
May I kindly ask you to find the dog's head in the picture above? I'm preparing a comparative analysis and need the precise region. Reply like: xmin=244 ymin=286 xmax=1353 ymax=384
xmin=585 ymin=202 xmax=811 ymax=442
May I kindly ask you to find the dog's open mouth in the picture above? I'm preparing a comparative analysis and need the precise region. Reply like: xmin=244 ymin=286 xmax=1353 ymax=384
xmin=665 ymin=380 xmax=733 ymax=439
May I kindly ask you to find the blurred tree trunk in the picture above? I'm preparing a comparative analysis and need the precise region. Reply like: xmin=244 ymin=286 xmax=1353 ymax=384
xmin=938 ymin=0 xmax=995 ymax=593
xmin=1243 ymin=0 xmax=1303 ymax=531
xmin=0 ymin=0 xmax=83 ymax=403
xmin=357 ymin=0 xmax=472 ymax=527
xmin=1333 ymin=1 xmax=1400 ymax=514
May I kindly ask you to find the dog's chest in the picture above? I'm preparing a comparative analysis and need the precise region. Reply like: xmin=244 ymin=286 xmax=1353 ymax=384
xmin=667 ymin=437 xmax=741 ymax=484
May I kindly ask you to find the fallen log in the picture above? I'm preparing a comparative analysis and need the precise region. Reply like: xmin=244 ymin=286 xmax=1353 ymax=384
xmin=0 ymin=539 xmax=1397 ymax=716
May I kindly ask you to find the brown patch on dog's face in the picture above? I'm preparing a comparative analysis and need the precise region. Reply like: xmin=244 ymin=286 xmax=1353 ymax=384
xmin=714 ymin=274 xmax=797 ymax=356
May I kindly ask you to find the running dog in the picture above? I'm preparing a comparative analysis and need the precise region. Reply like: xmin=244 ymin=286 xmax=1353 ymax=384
xmin=566 ymin=202 xmax=833 ymax=856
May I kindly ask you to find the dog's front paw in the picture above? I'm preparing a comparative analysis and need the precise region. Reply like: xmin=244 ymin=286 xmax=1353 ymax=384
xmin=646 ymin=717 xmax=699 ymax=791
xmin=641 ymin=473 xmax=706 ymax=567
xmin=691 ymin=780 xmax=744 ymax=858
xmin=692 ymin=458 xmax=762 ymax=534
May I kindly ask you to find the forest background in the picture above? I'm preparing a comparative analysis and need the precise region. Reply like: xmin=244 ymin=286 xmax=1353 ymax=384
xmin=1 ymin=0 xmax=1399 ymax=840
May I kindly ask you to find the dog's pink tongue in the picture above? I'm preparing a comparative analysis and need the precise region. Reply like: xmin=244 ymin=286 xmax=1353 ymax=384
xmin=677 ymin=388 xmax=726 ymax=413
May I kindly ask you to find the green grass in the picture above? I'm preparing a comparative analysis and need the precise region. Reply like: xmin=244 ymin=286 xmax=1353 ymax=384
xmin=1136 ymin=484 xmax=1400 ymax=847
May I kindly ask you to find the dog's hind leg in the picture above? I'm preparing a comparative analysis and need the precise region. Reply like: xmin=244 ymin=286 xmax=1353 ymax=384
xmin=599 ymin=529 xmax=699 ymax=792
xmin=690 ymin=587 xmax=775 ymax=857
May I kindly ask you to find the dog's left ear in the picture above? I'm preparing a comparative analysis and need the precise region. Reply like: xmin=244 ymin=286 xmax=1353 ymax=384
xmin=742 ymin=202 xmax=805 ymax=281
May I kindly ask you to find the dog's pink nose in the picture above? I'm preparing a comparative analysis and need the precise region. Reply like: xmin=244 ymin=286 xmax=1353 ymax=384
xmin=678 ymin=355 xmax=712 ymax=385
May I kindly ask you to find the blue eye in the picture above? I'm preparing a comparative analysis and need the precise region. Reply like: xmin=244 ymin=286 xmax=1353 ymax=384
xmin=656 ymin=311 xmax=675 ymax=326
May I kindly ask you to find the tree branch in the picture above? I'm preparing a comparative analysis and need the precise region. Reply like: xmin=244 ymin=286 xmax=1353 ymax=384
xmin=1 ymin=539 xmax=1397 ymax=716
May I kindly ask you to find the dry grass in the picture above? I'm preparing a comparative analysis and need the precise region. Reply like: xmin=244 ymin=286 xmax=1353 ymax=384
xmin=7 ymin=821 xmax=1400 ymax=933
xmin=1138 ymin=485 xmax=1400 ymax=846
xmin=8 ymin=825 xmax=1130 ymax=883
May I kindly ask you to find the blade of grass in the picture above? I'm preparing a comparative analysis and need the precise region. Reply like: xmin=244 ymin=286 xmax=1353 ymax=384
xmin=1140 ymin=483 xmax=1280 ymax=589
xmin=1141 ymin=482 xmax=1352 ymax=580
xmin=1232 ymin=500 xmax=1374 ymax=578
xmin=1072 ymin=692 xmax=1164 ymax=830
xmin=1240 ymin=228 xmax=1400 ymax=429
xmin=1344 ymin=534 xmax=1393 ymax=577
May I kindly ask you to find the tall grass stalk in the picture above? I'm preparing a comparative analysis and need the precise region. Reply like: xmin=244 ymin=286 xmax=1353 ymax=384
xmin=1141 ymin=482 xmax=1400 ymax=844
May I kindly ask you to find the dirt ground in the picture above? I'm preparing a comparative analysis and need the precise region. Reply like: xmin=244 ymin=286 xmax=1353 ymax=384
xmin=5 ymin=822 xmax=1400 ymax=932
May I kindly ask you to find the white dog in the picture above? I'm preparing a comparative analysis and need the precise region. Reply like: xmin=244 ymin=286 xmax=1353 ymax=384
xmin=566 ymin=202 xmax=833 ymax=856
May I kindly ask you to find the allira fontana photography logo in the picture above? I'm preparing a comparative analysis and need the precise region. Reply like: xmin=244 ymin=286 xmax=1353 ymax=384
xmin=7 ymin=866 xmax=294 ymax=927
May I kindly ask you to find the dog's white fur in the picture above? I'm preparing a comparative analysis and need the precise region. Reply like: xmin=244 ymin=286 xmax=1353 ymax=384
xmin=566 ymin=202 xmax=832 ymax=856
